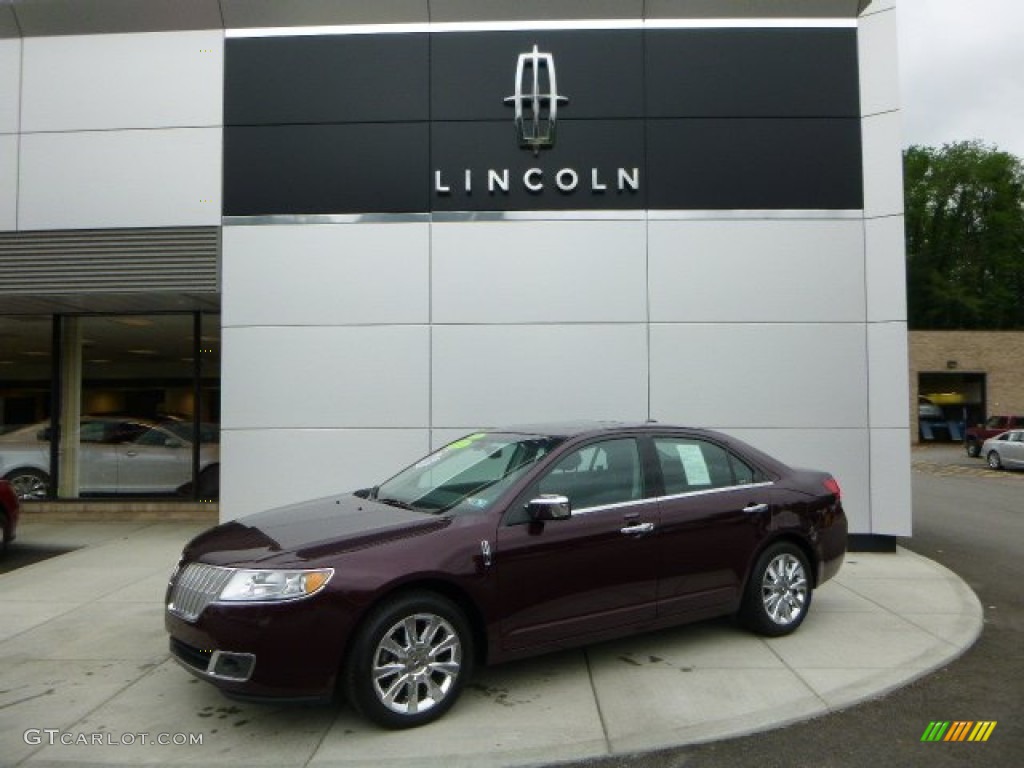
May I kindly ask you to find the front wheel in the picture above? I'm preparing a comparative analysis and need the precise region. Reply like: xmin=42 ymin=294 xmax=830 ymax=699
xmin=343 ymin=592 xmax=474 ymax=729
xmin=739 ymin=542 xmax=812 ymax=637
xmin=987 ymin=451 xmax=1003 ymax=470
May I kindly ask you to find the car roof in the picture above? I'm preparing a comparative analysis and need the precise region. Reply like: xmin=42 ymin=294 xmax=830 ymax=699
xmin=487 ymin=421 xmax=721 ymax=440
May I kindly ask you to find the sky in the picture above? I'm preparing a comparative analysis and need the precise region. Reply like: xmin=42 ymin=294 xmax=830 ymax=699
xmin=898 ymin=0 xmax=1024 ymax=158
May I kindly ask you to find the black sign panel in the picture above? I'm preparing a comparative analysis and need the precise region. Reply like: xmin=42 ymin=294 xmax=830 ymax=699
xmin=225 ymin=34 xmax=429 ymax=125
xmin=223 ymin=27 xmax=863 ymax=216
xmin=224 ymin=124 xmax=429 ymax=215
xmin=432 ymin=120 xmax=645 ymax=211
xmin=430 ymin=31 xmax=644 ymax=121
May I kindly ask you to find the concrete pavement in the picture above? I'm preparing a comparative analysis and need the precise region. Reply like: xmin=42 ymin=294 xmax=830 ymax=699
xmin=0 ymin=520 xmax=982 ymax=768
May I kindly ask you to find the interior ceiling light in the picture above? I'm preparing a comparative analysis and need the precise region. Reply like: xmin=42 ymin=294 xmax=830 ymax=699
xmin=128 ymin=349 xmax=159 ymax=355
xmin=111 ymin=317 xmax=155 ymax=327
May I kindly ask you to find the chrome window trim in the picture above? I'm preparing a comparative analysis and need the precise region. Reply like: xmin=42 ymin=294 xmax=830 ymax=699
xmin=227 ymin=19 xmax=857 ymax=39
xmin=569 ymin=481 xmax=776 ymax=516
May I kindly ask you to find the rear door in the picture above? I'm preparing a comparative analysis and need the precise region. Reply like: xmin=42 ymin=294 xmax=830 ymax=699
xmin=495 ymin=437 xmax=659 ymax=651
xmin=649 ymin=435 xmax=775 ymax=618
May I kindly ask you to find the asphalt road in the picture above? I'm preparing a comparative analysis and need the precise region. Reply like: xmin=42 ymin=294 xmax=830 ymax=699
xmin=574 ymin=449 xmax=1023 ymax=768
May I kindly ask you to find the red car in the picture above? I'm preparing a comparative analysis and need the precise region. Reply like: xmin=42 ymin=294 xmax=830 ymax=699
xmin=165 ymin=423 xmax=846 ymax=728
xmin=0 ymin=478 xmax=20 ymax=549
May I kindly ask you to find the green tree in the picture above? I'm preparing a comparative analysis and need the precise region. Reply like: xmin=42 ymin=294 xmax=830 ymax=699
xmin=904 ymin=141 xmax=1024 ymax=329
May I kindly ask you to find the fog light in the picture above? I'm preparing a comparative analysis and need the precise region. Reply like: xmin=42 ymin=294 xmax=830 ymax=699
xmin=210 ymin=651 xmax=255 ymax=682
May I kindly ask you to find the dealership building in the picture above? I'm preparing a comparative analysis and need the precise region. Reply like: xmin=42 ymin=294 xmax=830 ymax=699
xmin=0 ymin=0 xmax=909 ymax=543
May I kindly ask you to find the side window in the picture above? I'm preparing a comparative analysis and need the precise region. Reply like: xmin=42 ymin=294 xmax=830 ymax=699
xmin=729 ymin=452 xmax=766 ymax=485
xmin=536 ymin=438 xmax=643 ymax=512
xmin=654 ymin=438 xmax=764 ymax=493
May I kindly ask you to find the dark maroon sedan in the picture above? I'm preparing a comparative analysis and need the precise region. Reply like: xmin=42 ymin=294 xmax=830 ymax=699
xmin=165 ymin=422 xmax=846 ymax=728
xmin=0 ymin=478 xmax=20 ymax=549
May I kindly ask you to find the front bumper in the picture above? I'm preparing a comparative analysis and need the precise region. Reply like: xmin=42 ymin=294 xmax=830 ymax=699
xmin=164 ymin=595 xmax=356 ymax=700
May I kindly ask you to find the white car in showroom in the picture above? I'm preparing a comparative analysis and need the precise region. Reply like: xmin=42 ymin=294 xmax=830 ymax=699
xmin=0 ymin=417 xmax=219 ymax=500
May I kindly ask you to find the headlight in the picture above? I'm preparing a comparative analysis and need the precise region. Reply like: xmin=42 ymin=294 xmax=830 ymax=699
xmin=217 ymin=568 xmax=334 ymax=603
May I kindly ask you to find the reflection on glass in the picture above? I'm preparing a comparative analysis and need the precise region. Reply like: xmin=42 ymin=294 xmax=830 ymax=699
xmin=0 ymin=316 xmax=53 ymax=500
xmin=0 ymin=313 xmax=220 ymax=502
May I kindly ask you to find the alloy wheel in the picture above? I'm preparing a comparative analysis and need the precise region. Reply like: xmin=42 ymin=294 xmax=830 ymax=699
xmin=761 ymin=553 xmax=809 ymax=626
xmin=371 ymin=612 xmax=463 ymax=716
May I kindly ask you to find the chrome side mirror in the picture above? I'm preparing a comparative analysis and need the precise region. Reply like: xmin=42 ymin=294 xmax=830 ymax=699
xmin=526 ymin=494 xmax=572 ymax=521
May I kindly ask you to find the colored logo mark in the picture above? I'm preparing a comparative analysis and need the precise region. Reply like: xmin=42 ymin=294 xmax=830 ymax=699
xmin=921 ymin=721 xmax=997 ymax=742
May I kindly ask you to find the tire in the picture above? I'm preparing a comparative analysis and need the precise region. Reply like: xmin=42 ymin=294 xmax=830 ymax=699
xmin=343 ymin=592 xmax=474 ymax=729
xmin=987 ymin=451 xmax=1003 ymax=470
xmin=739 ymin=542 xmax=813 ymax=637
xmin=966 ymin=442 xmax=981 ymax=458
xmin=3 ymin=468 xmax=50 ymax=501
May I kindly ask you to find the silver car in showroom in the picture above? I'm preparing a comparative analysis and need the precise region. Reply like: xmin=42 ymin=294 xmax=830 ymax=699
xmin=0 ymin=417 xmax=219 ymax=500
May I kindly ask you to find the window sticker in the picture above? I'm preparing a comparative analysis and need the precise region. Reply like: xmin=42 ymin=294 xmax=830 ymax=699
xmin=414 ymin=433 xmax=488 ymax=468
xmin=676 ymin=444 xmax=712 ymax=486
xmin=447 ymin=433 xmax=487 ymax=451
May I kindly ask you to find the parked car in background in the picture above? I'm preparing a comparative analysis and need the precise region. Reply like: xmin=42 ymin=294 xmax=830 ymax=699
xmin=966 ymin=415 xmax=1024 ymax=457
xmin=0 ymin=417 xmax=219 ymax=500
xmin=918 ymin=396 xmax=951 ymax=441
xmin=981 ymin=430 xmax=1024 ymax=470
xmin=165 ymin=422 xmax=846 ymax=729
xmin=0 ymin=478 xmax=19 ymax=549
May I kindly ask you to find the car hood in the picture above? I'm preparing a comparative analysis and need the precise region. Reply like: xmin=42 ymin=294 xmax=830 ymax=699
xmin=183 ymin=494 xmax=449 ymax=567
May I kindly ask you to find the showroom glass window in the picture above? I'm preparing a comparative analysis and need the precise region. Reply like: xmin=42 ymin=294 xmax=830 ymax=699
xmin=0 ymin=313 xmax=219 ymax=502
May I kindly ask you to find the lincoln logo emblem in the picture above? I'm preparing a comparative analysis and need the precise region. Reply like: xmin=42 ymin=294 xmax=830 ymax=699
xmin=504 ymin=45 xmax=568 ymax=155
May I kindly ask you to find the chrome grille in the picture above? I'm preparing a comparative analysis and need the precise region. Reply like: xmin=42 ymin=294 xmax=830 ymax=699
xmin=167 ymin=563 xmax=233 ymax=622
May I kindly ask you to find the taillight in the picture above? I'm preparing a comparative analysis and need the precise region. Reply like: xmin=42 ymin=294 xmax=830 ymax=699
xmin=823 ymin=477 xmax=842 ymax=499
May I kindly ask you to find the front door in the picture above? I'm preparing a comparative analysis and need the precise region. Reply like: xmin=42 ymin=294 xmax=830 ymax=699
xmin=495 ymin=437 xmax=659 ymax=651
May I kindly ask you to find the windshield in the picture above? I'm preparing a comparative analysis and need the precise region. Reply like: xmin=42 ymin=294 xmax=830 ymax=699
xmin=375 ymin=433 xmax=562 ymax=513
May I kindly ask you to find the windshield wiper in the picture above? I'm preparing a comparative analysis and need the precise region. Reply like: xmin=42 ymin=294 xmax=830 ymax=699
xmin=375 ymin=497 xmax=417 ymax=511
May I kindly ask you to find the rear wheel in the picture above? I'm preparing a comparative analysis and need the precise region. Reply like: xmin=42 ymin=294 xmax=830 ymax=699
xmin=343 ymin=592 xmax=473 ymax=729
xmin=966 ymin=441 xmax=981 ymax=458
xmin=3 ymin=469 xmax=49 ymax=501
xmin=987 ymin=451 xmax=1003 ymax=470
xmin=739 ymin=542 xmax=812 ymax=637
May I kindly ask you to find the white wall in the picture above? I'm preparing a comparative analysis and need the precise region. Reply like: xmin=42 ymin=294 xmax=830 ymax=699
xmin=859 ymin=1 xmax=912 ymax=535
xmin=222 ymin=203 xmax=910 ymax=537
xmin=3 ymin=30 xmax=223 ymax=232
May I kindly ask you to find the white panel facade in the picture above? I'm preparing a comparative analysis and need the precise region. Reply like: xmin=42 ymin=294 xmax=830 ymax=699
xmin=432 ymin=324 xmax=649 ymax=427
xmin=862 ymin=111 xmax=905 ymax=219
xmin=649 ymin=219 xmax=865 ymax=323
xmin=868 ymin=323 xmax=911 ymax=429
xmin=858 ymin=5 xmax=900 ymax=117
xmin=222 ymin=223 xmax=430 ymax=327
xmin=432 ymin=220 xmax=647 ymax=324
xmin=221 ymin=429 xmax=430 ymax=516
xmin=865 ymin=215 xmax=908 ymax=322
xmin=650 ymin=323 xmax=868 ymax=429
xmin=21 ymin=31 xmax=223 ymax=132
xmin=221 ymin=326 xmax=429 ymax=430
xmin=0 ymin=39 xmax=19 ymax=134
xmin=728 ymin=428 xmax=871 ymax=534
xmin=0 ymin=135 xmax=16 ymax=231
xmin=861 ymin=0 xmax=897 ymax=15
xmin=18 ymin=127 xmax=221 ymax=230
xmin=869 ymin=428 xmax=913 ymax=536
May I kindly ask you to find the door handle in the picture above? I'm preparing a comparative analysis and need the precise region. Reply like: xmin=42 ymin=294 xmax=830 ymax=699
xmin=742 ymin=503 xmax=768 ymax=514
xmin=620 ymin=522 xmax=655 ymax=536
